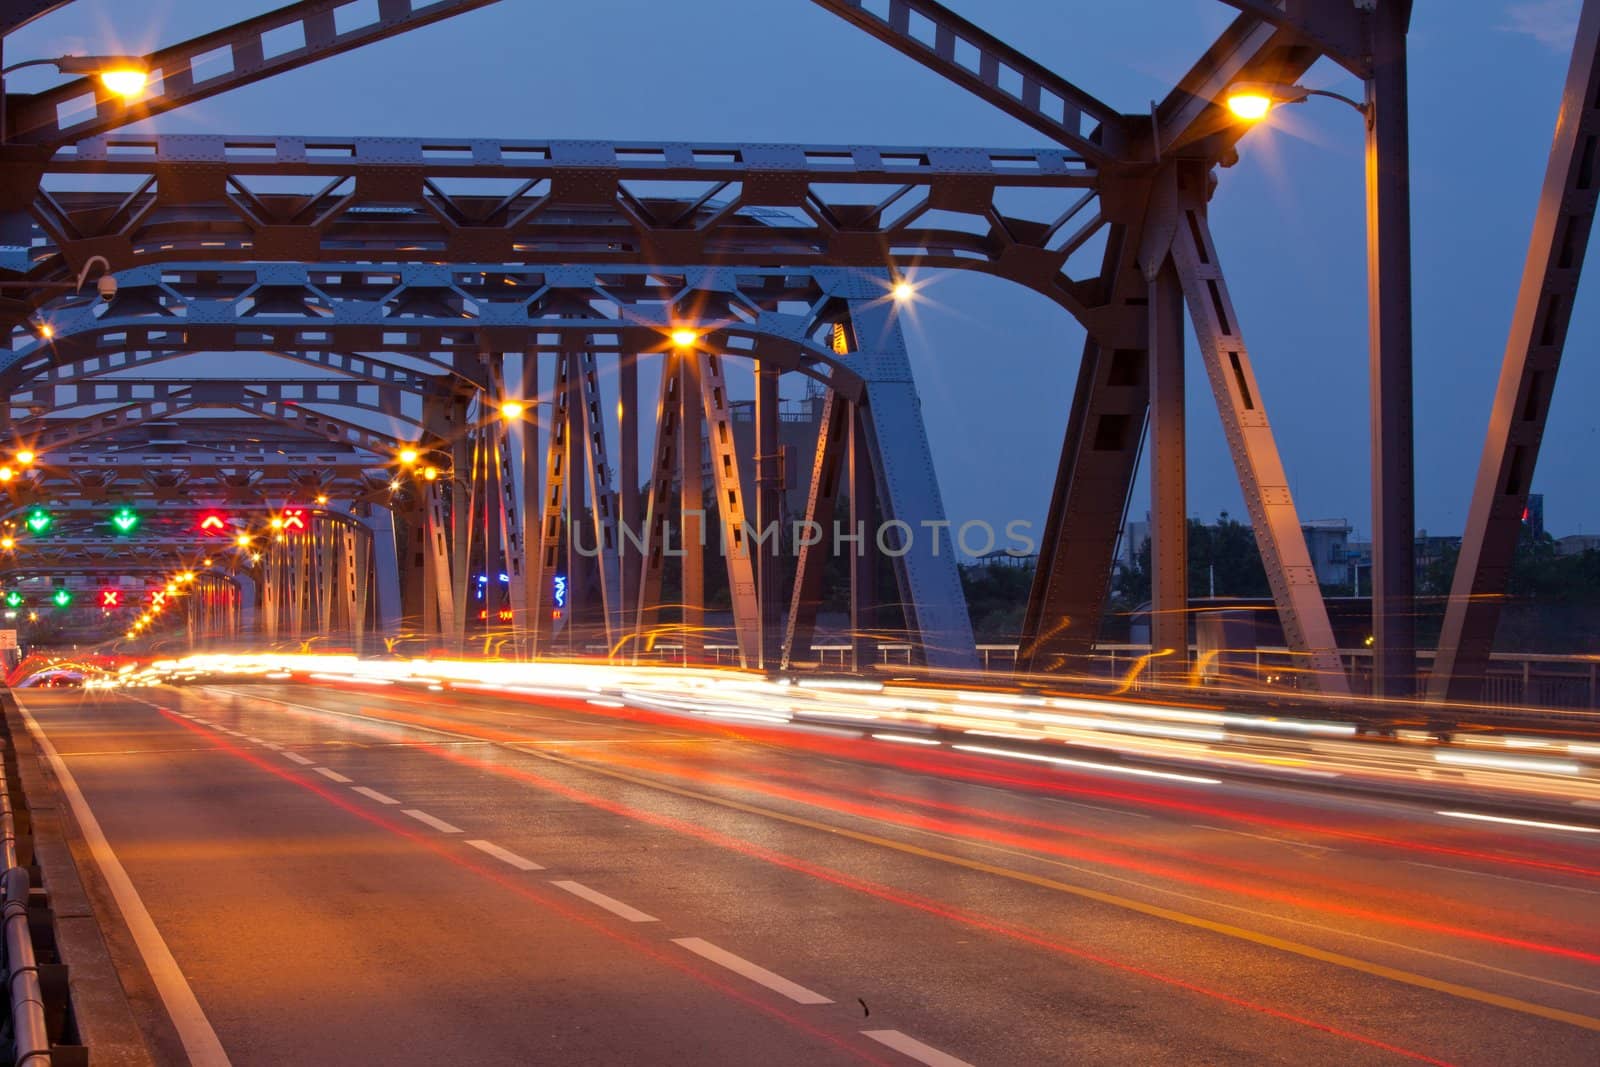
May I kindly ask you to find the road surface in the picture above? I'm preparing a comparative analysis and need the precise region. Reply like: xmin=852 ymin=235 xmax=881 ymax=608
xmin=13 ymin=681 xmax=1600 ymax=1065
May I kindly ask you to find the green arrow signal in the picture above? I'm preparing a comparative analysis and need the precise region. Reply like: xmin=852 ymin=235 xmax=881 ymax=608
xmin=3 ymin=591 xmax=22 ymax=609
xmin=110 ymin=507 xmax=139 ymax=534
xmin=24 ymin=509 xmax=50 ymax=535
xmin=51 ymin=588 xmax=71 ymax=608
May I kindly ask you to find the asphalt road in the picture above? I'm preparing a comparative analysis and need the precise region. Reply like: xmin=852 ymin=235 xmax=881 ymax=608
xmin=13 ymin=681 xmax=1600 ymax=1066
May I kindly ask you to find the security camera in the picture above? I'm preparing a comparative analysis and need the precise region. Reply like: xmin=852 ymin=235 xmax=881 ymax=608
xmin=97 ymin=274 xmax=117 ymax=303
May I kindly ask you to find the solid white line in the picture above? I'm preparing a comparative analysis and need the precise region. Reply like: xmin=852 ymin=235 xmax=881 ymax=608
xmin=401 ymin=808 xmax=462 ymax=834
xmin=260 ymin=742 xmax=284 ymax=751
xmin=862 ymin=1029 xmax=973 ymax=1067
xmin=465 ymin=839 xmax=544 ymax=871
xmin=553 ymin=880 xmax=658 ymax=923
xmin=671 ymin=937 xmax=829 ymax=1003
xmin=351 ymin=786 xmax=400 ymax=805
xmin=312 ymin=767 xmax=352 ymax=784
xmin=281 ymin=752 xmax=315 ymax=766
xmin=13 ymin=696 xmax=233 ymax=1066
xmin=1402 ymin=860 xmax=1600 ymax=898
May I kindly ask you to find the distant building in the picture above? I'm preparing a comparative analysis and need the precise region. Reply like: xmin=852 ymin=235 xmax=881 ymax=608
xmin=1301 ymin=519 xmax=1353 ymax=587
xmin=1121 ymin=515 xmax=1149 ymax=567
xmin=1556 ymin=533 xmax=1600 ymax=556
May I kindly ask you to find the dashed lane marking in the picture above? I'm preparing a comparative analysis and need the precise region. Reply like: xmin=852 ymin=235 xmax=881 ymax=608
xmin=672 ymin=938 xmax=831 ymax=1004
xmin=552 ymin=880 xmax=658 ymax=923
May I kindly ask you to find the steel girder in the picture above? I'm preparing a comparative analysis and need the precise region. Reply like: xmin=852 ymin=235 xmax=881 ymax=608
xmin=1 ymin=133 xmax=1098 ymax=311
xmin=1430 ymin=0 xmax=1600 ymax=704
xmin=1168 ymin=178 xmax=1347 ymax=693
xmin=2 ymin=0 xmax=502 ymax=146
xmin=10 ymin=263 xmax=871 ymax=397
xmin=805 ymin=0 xmax=1127 ymax=163
xmin=3 ymin=346 xmax=445 ymax=396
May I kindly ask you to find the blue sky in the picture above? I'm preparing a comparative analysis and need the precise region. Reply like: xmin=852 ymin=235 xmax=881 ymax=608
xmin=12 ymin=0 xmax=1598 ymax=541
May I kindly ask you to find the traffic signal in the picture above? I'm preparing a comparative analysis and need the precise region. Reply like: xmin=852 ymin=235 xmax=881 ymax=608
xmin=51 ymin=588 xmax=71 ymax=609
xmin=110 ymin=506 xmax=139 ymax=534
xmin=100 ymin=589 xmax=121 ymax=608
xmin=24 ymin=508 xmax=50 ymax=534
xmin=197 ymin=510 xmax=230 ymax=536
xmin=3 ymin=591 xmax=22 ymax=609
xmin=281 ymin=507 xmax=307 ymax=532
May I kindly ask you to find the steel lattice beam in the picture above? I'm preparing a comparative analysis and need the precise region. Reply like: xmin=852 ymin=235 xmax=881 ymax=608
xmin=806 ymin=0 xmax=1125 ymax=163
xmin=4 ymin=0 xmax=502 ymax=146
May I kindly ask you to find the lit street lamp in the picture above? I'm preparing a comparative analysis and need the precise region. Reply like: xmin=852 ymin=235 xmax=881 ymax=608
xmin=1222 ymin=2 xmax=1417 ymax=700
xmin=0 ymin=55 xmax=149 ymax=144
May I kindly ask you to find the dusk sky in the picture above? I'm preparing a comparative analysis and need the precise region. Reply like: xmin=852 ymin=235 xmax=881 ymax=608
xmin=12 ymin=0 xmax=1597 ymax=543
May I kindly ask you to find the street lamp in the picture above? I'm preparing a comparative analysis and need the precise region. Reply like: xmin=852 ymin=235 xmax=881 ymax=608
xmin=1222 ymin=41 xmax=1417 ymax=700
xmin=0 ymin=55 xmax=150 ymax=144
xmin=670 ymin=328 xmax=699 ymax=348
xmin=1224 ymin=81 xmax=1369 ymax=123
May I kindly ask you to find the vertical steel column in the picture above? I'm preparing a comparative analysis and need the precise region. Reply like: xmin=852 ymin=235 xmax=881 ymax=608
xmin=1171 ymin=192 xmax=1349 ymax=694
xmin=755 ymin=364 xmax=783 ymax=670
xmin=423 ymin=481 xmax=456 ymax=647
xmin=449 ymin=388 xmax=476 ymax=654
xmin=696 ymin=352 xmax=760 ymax=667
xmin=1431 ymin=0 xmax=1600 ymax=703
xmin=844 ymin=289 xmax=977 ymax=669
xmin=533 ymin=355 xmax=576 ymax=651
xmin=574 ymin=351 xmax=625 ymax=653
xmin=365 ymin=508 xmax=402 ymax=645
xmin=635 ymin=354 xmax=680 ymax=652
xmin=1017 ymin=231 xmax=1149 ymax=675
xmin=847 ymin=402 xmax=873 ymax=672
xmin=1366 ymin=0 xmax=1417 ymax=699
xmin=517 ymin=350 xmax=542 ymax=657
xmin=619 ymin=352 xmax=640 ymax=645
xmin=343 ymin=521 xmax=366 ymax=652
xmin=679 ymin=351 xmax=705 ymax=661
xmin=782 ymin=389 xmax=849 ymax=669
xmin=1148 ymin=259 xmax=1188 ymax=679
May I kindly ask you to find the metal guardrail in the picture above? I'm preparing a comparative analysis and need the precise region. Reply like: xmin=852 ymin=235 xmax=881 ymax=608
xmin=0 ymin=764 xmax=48 ymax=1067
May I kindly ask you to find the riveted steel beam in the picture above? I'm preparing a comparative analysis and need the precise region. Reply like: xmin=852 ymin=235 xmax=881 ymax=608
xmin=6 ymin=0 xmax=502 ymax=146
xmin=1431 ymin=0 xmax=1600 ymax=704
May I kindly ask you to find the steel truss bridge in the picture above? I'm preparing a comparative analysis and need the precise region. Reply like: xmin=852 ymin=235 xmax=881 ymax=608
xmin=0 ymin=0 xmax=1594 ymax=707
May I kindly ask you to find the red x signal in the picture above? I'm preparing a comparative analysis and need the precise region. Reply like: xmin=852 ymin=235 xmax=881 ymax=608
xmin=100 ymin=590 xmax=120 ymax=608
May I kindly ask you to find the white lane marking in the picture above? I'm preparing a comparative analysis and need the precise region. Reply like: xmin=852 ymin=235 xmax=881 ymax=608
xmin=401 ymin=809 xmax=463 ymax=834
xmin=1436 ymin=810 xmax=1600 ymax=835
xmin=1402 ymin=860 xmax=1600 ymax=898
xmin=13 ymin=696 xmax=233 ymax=1067
xmin=553 ymin=880 xmax=659 ymax=923
xmin=260 ymin=742 xmax=284 ymax=751
xmin=312 ymin=767 xmax=353 ymax=784
xmin=243 ymin=736 xmax=265 ymax=745
xmin=465 ymin=839 xmax=544 ymax=871
xmin=1192 ymin=824 xmax=1335 ymax=852
xmin=671 ymin=937 xmax=829 ymax=1003
xmin=862 ymin=1029 xmax=973 ymax=1067
xmin=281 ymin=752 xmax=315 ymax=766
xmin=351 ymin=786 xmax=400 ymax=805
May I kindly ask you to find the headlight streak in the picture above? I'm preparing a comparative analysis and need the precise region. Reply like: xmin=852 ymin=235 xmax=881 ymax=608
xmin=1434 ymin=752 xmax=1583 ymax=776
xmin=1436 ymin=811 xmax=1600 ymax=835
xmin=871 ymin=733 xmax=941 ymax=746
xmin=951 ymin=744 xmax=1223 ymax=786
xmin=83 ymin=653 xmax=1600 ymax=821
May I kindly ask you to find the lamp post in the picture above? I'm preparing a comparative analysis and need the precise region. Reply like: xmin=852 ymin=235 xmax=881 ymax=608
xmin=0 ymin=54 xmax=148 ymax=143
xmin=1222 ymin=5 xmax=1418 ymax=702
